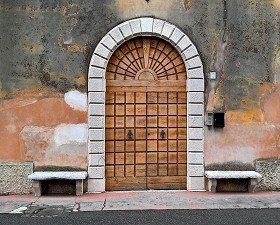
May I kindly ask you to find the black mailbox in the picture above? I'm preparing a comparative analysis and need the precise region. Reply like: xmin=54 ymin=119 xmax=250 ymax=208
xmin=214 ymin=112 xmax=225 ymax=127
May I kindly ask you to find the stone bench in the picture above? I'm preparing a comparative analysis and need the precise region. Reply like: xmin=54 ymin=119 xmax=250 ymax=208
xmin=205 ymin=171 xmax=262 ymax=193
xmin=28 ymin=171 xmax=87 ymax=196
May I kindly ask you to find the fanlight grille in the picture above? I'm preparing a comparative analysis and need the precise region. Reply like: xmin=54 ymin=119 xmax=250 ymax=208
xmin=106 ymin=37 xmax=186 ymax=81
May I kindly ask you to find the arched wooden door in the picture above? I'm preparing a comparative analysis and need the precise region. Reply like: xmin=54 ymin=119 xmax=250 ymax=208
xmin=105 ymin=37 xmax=187 ymax=190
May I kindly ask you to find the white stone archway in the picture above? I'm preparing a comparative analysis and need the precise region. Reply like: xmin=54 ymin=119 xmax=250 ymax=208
xmin=87 ymin=17 xmax=205 ymax=192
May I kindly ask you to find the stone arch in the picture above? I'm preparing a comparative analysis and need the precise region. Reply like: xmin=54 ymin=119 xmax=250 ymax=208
xmin=88 ymin=18 xmax=205 ymax=192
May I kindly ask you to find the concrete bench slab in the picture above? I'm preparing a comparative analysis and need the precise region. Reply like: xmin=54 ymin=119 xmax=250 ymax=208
xmin=28 ymin=171 xmax=87 ymax=196
xmin=205 ymin=171 xmax=262 ymax=193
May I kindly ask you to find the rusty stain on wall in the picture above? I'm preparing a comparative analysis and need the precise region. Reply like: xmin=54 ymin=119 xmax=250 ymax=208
xmin=207 ymin=31 xmax=227 ymax=111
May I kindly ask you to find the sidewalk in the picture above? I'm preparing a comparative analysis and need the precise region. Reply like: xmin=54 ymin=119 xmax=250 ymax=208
xmin=1 ymin=191 xmax=280 ymax=214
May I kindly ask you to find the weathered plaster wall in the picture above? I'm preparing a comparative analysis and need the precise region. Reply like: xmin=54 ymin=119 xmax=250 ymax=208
xmin=0 ymin=90 xmax=87 ymax=170
xmin=0 ymin=162 xmax=33 ymax=195
xmin=0 ymin=0 xmax=280 ymax=188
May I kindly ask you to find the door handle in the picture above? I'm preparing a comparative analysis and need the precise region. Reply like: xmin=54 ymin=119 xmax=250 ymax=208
xmin=127 ymin=130 xmax=133 ymax=139
xmin=160 ymin=130 xmax=166 ymax=139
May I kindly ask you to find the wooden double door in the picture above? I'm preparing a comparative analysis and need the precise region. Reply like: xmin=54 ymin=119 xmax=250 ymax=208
xmin=105 ymin=37 xmax=187 ymax=191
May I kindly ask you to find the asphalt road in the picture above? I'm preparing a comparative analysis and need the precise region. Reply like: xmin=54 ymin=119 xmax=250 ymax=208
xmin=1 ymin=209 xmax=280 ymax=225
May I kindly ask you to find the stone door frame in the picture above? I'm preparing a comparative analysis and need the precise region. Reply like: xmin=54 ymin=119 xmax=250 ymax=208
xmin=87 ymin=17 xmax=205 ymax=192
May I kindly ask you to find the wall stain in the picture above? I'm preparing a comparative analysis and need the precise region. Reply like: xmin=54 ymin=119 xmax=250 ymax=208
xmin=180 ymin=0 xmax=191 ymax=11
xmin=114 ymin=0 xmax=174 ymax=19
xmin=0 ymin=81 xmax=8 ymax=99
xmin=274 ymin=46 xmax=280 ymax=83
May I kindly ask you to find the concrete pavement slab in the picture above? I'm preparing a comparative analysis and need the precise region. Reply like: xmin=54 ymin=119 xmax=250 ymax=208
xmin=1 ymin=191 xmax=280 ymax=213
xmin=0 ymin=195 xmax=38 ymax=213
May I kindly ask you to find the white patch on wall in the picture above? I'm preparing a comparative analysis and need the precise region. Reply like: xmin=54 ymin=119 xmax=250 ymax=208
xmin=54 ymin=124 xmax=88 ymax=146
xmin=64 ymin=90 xmax=87 ymax=111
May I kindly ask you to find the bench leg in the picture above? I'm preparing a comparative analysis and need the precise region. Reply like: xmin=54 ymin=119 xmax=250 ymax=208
xmin=33 ymin=180 xmax=42 ymax=197
xmin=76 ymin=180 xmax=83 ymax=196
xmin=248 ymin=178 xmax=257 ymax=193
xmin=208 ymin=178 xmax=217 ymax=192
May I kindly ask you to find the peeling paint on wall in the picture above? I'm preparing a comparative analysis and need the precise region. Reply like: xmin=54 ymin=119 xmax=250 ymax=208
xmin=54 ymin=123 xmax=87 ymax=146
xmin=21 ymin=125 xmax=87 ymax=170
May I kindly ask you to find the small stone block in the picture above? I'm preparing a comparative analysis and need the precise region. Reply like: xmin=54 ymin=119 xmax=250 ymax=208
xmin=177 ymin=36 xmax=192 ymax=52
xmin=187 ymin=79 xmax=204 ymax=92
xmin=188 ymin=67 xmax=204 ymax=79
xmin=140 ymin=17 xmax=154 ymax=34
xmin=94 ymin=44 xmax=111 ymax=59
xmin=188 ymin=128 xmax=203 ymax=140
xmin=187 ymin=177 xmax=205 ymax=190
xmin=182 ymin=45 xmax=198 ymax=60
xmin=170 ymin=28 xmax=184 ymax=45
xmin=76 ymin=180 xmax=83 ymax=196
xmin=188 ymin=165 xmax=204 ymax=176
xmin=88 ymin=167 xmax=105 ymax=179
xmin=248 ymin=178 xmax=257 ymax=193
xmin=188 ymin=104 xmax=204 ymax=115
xmin=109 ymin=27 xmax=124 ymax=45
xmin=88 ymin=79 xmax=106 ymax=92
xmin=88 ymin=141 xmax=105 ymax=154
xmin=101 ymin=35 xmax=117 ymax=52
xmin=89 ymin=104 xmax=105 ymax=116
xmin=161 ymin=22 xmax=175 ymax=40
xmin=89 ymin=154 xmax=105 ymax=166
xmin=129 ymin=19 xmax=142 ymax=35
xmin=188 ymin=152 xmax=204 ymax=164
xmin=89 ymin=67 xmax=106 ymax=78
xmin=188 ymin=116 xmax=204 ymax=128
xmin=88 ymin=92 xmax=105 ymax=104
xmin=208 ymin=178 xmax=217 ymax=192
xmin=188 ymin=92 xmax=204 ymax=103
xmin=90 ymin=55 xmax=107 ymax=68
xmin=118 ymin=22 xmax=133 ymax=39
xmin=89 ymin=129 xmax=105 ymax=141
xmin=33 ymin=180 xmax=42 ymax=197
xmin=87 ymin=178 xmax=105 ymax=193
xmin=188 ymin=140 xmax=204 ymax=152
xmin=185 ymin=56 xmax=203 ymax=69
xmin=153 ymin=19 xmax=165 ymax=36
xmin=89 ymin=116 xmax=105 ymax=128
